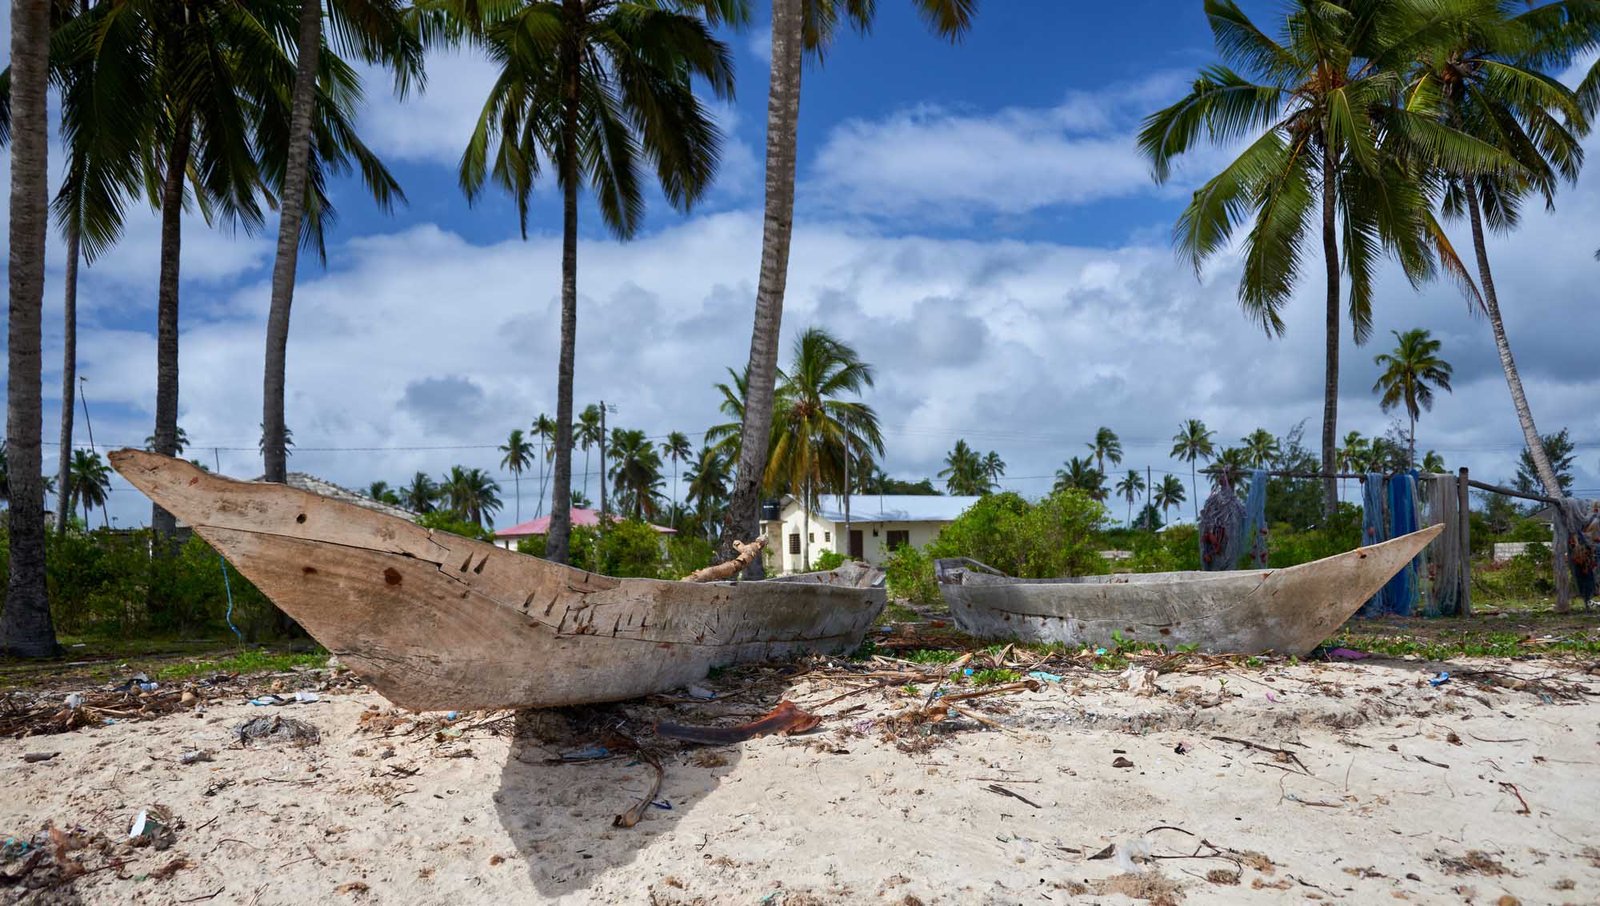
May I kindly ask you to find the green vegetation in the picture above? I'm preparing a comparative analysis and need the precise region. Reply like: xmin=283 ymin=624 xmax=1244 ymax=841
xmin=153 ymin=648 xmax=329 ymax=681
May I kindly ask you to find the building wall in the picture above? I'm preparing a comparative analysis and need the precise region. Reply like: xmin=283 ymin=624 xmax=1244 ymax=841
xmin=763 ymin=508 xmax=949 ymax=574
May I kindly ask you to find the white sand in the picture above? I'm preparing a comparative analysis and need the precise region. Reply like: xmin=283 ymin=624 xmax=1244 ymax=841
xmin=3 ymin=657 xmax=1598 ymax=905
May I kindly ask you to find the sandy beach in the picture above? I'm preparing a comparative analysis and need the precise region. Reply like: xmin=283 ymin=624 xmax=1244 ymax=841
xmin=3 ymin=649 xmax=1598 ymax=905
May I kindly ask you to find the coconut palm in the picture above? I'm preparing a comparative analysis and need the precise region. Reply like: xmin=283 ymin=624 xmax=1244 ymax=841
xmin=1421 ymin=450 xmax=1446 ymax=473
xmin=66 ymin=449 xmax=111 ymax=529
xmin=575 ymin=404 xmax=604 ymax=499
xmin=1240 ymin=429 xmax=1281 ymax=470
xmin=262 ymin=0 xmax=422 ymax=484
xmin=441 ymin=466 xmax=502 ymax=528
xmin=660 ymin=431 xmax=693 ymax=528
xmin=1139 ymin=0 xmax=1506 ymax=516
xmin=1169 ymin=419 xmax=1215 ymax=520
xmin=765 ymin=327 xmax=886 ymax=572
xmin=721 ymin=0 xmax=977 ymax=563
xmin=1372 ymin=328 xmax=1453 ymax=468
xmin=459 ymin=0 xmax=736 ymax=565
xmin=1205 ymin=447 xmax=1250 ymax=491
xmin=684 ymin=444 xmax=730 ymax=541
xmin=1115 ymin=469 xmax=1147 ymax=527
xmin=527 ymin=413 xmax=557 ymax=518
xmin=938 ymin=439 xmax=989 ymax=495
xmin=981 ymin=451 xmax=1006 ymax=489
xmin=1 ymin=0 xmax=51 ymax=646
xmin=366 ymin=481 xmax=401 ymax=506
xmin=401 ymin=471 xmax=439 ymax=514
xmin=1154 ymin=474 xmax=1187 ymax=524
xmin=144 ymin=427 xmax=190 ymax=456
xmin=1053 ymin=456 xmax=1107 ymax=502
xmin=608 ymin=428 xmax=665 ymax=520
xmin=704 ymin=366 xmax=749 ymax=461
xmin=499 ymin=427 xmax=534 ymax=522
xmin=1402 ymin=0 xmax=1590 ymax=498
xmin=1086 ymin=426 xmax=1122 ymax=476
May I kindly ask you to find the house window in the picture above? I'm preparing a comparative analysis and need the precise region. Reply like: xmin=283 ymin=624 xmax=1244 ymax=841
xmin=808 ymin=533 xmax=815 ymax=543
xmin=887 ymin=530 xmax=911 ymax=550
xmin=824 ymin=531 xmax=832 ymax=542
xmin=788 ymin=533 xmax=800 ymax=555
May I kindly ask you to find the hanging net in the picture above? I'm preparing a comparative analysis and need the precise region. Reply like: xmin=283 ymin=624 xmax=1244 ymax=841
xmin=1199 ymin=474 xmax=1245 ymax=571
xmin=1555 ymin=498 xmax=1600 ymax=606
xmin=1418 ymin=472 xmax=1462 ymax=617
xmin=1360 ymin=473 xmax=1421 ymax=617
xmin=1241 ymin=468 xmax=1269 ymax=568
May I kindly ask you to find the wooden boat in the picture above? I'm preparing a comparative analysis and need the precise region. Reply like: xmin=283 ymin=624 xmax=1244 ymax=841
xmin=934 ymin=524 xmax=1444 ymax=655
xmin=111 ymin=450 xmax=885 ymax=711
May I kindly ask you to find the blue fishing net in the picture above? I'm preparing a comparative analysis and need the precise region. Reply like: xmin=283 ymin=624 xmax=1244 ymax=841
xmin=1199 ymin=474 xmax=1245 ymax=571
xmin=1241 ymin=469 xmax=1269 ymax=568
xmin=1381 ymin=472 xmax=1419 ymax=617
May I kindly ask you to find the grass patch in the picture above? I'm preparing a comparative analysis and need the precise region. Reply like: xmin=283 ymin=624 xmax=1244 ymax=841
xmin=876 ymin=602 xmax=921 ymax=625
xmin=152 ymin=648 xmax=329 ymax=681
xmin=970 ymin=668 xmax=1021 ymax=685
xmin=904 ymin=649 xmax=962 ymax=665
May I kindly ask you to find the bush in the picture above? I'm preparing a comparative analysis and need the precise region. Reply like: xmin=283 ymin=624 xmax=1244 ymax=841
xmin=416 ymin=511 xmax=496 ymax=542
xmin=883 ymin=544 xmax=940 ymax=605
xmin=665 ymin=535 xmax=714 ymax=579
xmin=810 ymin=550 xmax=848 ymax=572
xmin=927 ymin=489 xmax=1108 ymax=579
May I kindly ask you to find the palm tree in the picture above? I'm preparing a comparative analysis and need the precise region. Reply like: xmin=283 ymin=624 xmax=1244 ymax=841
xmin=145 ymin=427 xmax=189 ymax=455
xmin=1205 ymin=447 xmax=1250 ymax=490
xmin=704 ymin=366 xmax=749 ymax=460
xmin=0 ymin=0 xmax=55 ymax=656
xmin=401 ymin=471 xmax=439 ymax=514
xmin=1115 ymin=469 xmax=1147 ymax=527
xmin=575 ymin=404 xmax=603 ymax=500
xmin=1404 ymin=1 xmax=1588 ymax=499
xmin=938 ymin=439 xmax=988 ymax=495
xmin=366 ymin=481 xmax=401 ymax=506
xmin=1372 ymin=328 xmax=1453 ymax=468
xmin=1086 ymin=426 xmax=1122 ymax=476
xmin=530 ymin=414 xmax=557 ymax=518
xmin=499 ymin=428 xmax=534 ymax=522
xmin=684 ymin=445 xmax=730 ymax=540
xmin=981 ymin=451 xmax=1006 ymax=490
xmin=660 ymin=431 xmax=693 ymax=528
xmin=1139 ymin=0 xmax=1504 ymax=516
xmin=262 ymin=0 xmax=422 ymax=483
xmin=460 ymin=0 xmax=736 ymax=565
xmin=258 ymin=423 xmax=295 ymax=459
xmin=64 ymin=449 xmax=110 ymax=528
xmin=1421 ymin=450 xmax=1446 ymax=473
xmin=1240 ymin=429 xmax=1281 ymax=470
xmin=765 ymin=327 xmax=886 ymax=572
xmin=721 ymin=0 xmax=977 ymax=563
xmin=1053 ymin=456 xmax=1107 ymax=502
xmin=1169 ymin=419 xmax=1215 ymax=520
xmin=441 ymin=466 xmax=502 ymax=528
xmin=608 ymin=428 xmax=665 ymax=520
xmin=1154 ymin=474 xmax=1187 ymax=524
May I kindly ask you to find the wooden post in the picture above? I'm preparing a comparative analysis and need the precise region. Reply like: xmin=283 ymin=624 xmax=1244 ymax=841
xmin=1554 ymin=503 xmax=1572 ymax=614
xmin=1457 ymin=467 xmax=1471 ymax=617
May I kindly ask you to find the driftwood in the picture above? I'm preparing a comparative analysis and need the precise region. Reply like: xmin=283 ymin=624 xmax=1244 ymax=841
xmin=685 ymin=536 xmax=768 ymax=583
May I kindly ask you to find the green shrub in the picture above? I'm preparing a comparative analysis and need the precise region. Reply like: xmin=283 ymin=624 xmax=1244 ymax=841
xmin=884 ymin=544 xmax=940 ymax=605
xmin=665 ymin=535 xmax=715 ymax=579
xmin=516 ymin=534 xmax=546 ymax=557
xmin=927 ymin=489 xmax=1108 ymax=579
xmin=810 ymin=550 xmax=848 ymax=572
xmin=416 ymin=511 xmax=496 ymax=542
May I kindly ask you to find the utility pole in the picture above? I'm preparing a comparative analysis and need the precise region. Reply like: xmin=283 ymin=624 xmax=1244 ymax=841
xmin=598 ymin=401 xmax=610 ymax=518
xmin=81 ymin=377 xmax=108 ymax=529
xmin=1146 ymin=464 xmax=1153 ymax=531
xmin=842 ymin=434 xmax=852 ymax=560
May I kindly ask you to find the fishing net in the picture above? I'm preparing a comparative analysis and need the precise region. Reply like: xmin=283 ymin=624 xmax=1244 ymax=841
xmin=1241 ymin=468 xmax=1269 ymax=568
xmin=1554 ymin=498 xmax=1600 ymax=606
xmin=1418 ymin=473 xmax=1462 ymax=617
xmin=1359 ymin=473 xmax=1420 ymax=617
xmin=1198 ymin=475 xmax=1245 ymax=571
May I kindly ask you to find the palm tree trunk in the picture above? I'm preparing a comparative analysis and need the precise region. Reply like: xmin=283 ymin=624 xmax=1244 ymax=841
xmin=1463 ymin=176 xmax=1569 ymax=611
xmin=262 ymin=0 xmax=323 ymax=485
xmin=1408 ymin=414 xmax=1415 ymax=470
xmin=55 ymin=228 xmax=81 ymax=535
xmin=514 ymin=471 xmax=521 ymax=522
xmin=544 ymin=11 xmax=581 ymax=565
xmin=1191 ymin=462 xmax=1198 ymax=521
xmin=151 ymin=118 xmax=194 ymax=547
xmin=721 ymin=0 xmax=802 ymax=576
xmin=1 ymin=0 xmax=57 ymax=658
xmin=802 ymin=471 xmax=811 ymax=572
xmin=1319 ymin=146 xmax=1340 ymax=518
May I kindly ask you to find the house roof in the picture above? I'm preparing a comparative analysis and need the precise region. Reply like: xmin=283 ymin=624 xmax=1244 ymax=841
xmin=268 ymin=472 xmax=419 ymax=522
xmin=779 ymin=494 xmax=982 ymax=524
xmin=495 ymin=508 xmax=676 ymax=537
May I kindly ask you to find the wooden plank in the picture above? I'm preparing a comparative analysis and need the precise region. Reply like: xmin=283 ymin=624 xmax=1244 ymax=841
xmin=1457 ymin=467 xmax=1472 ymax=617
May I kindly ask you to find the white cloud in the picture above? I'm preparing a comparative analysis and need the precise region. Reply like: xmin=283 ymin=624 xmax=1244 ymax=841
xmin=356 ymin=49 xmax=501 ymax=169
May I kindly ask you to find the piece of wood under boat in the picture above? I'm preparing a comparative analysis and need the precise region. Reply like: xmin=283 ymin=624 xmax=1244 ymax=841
xmin=934 ymin=524 xmax=1444 ymax=655
xmin=110 ymin=450 xmax=886 ymax=711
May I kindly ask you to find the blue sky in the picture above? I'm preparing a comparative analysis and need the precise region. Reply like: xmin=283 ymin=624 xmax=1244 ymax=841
xmin=2 ymin=2 xmax=1597 ymax=529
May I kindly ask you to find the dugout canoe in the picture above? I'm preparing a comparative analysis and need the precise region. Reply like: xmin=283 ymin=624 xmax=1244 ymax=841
xmin=110 ymin=450 xmax=885 ymax=711
xmin=934 ymin=524 xmax=1443 ymax=655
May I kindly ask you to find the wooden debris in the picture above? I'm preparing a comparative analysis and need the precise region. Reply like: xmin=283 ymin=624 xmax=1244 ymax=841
xmin=684 ymin=536 xmax=768 ymax=582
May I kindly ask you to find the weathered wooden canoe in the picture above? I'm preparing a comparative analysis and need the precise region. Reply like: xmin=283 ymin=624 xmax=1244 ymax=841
xmin=111 ymin=450 xmax=885 ymax=710
xmin=934 ymin=524 xmax=1443 ymax=655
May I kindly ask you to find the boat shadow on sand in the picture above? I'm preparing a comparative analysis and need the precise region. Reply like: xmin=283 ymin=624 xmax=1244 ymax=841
xmin=493 ymin=706 xmax=744 ymax=899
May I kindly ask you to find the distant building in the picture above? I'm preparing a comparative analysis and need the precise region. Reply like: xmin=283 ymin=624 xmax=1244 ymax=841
xmin=277 ymin=473 xmax=419 ymax=522
xmin=763 ymin=494 xmax=982 ymax=574
xmin=492 ymin=508 xmax=676 ymax=550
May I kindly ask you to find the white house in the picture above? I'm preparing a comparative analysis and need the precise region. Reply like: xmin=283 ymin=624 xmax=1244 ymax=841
xmin=763 ymin=494 xmax=982 ymax=574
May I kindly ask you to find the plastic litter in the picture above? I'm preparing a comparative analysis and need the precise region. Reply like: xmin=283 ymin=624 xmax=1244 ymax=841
xmin=234 ymin=716 xmax=321 ymax=747
xmin=293 ymin=691 xmax=320 ymax=703
xmin=1325 ymin=647 xmax=1370 ymax=661
xmin=129 ymin=807 xmax=176 ymax=850
xmin=64 ymin=693 xmax=83 ymax=709
xmin=137 ymin=682 xmax=159 ymax=693
xmin=1026 ymin=671 xmax=1063 ymax=684
xmin=178 ymin=750 xmax=213 ymax=766
xmin=249 ymin=695 xmax=287 ymax=706
xmin=685 ymin=685 xmax=716 ymax=701
xmin=650 ymin=799 xmax=673 ymax=810
xmin=445 ymin=711 xmax=459 ymax=721
xmin=1428 ymin=672 xmax=1451 ymax=687
xmin=962 ymin=668 xmax=974 ymax=676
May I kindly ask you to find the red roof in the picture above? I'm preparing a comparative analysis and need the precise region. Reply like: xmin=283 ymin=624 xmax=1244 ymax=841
xmin=494 ymin=508 xmax=676 ymax=537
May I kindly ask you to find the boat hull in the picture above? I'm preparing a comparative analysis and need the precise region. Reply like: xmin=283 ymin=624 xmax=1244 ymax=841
xmin=111 ymin=450 xmax=885 ymax=710
xmin=935 ymin=525 xmax=1443 ymax=655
